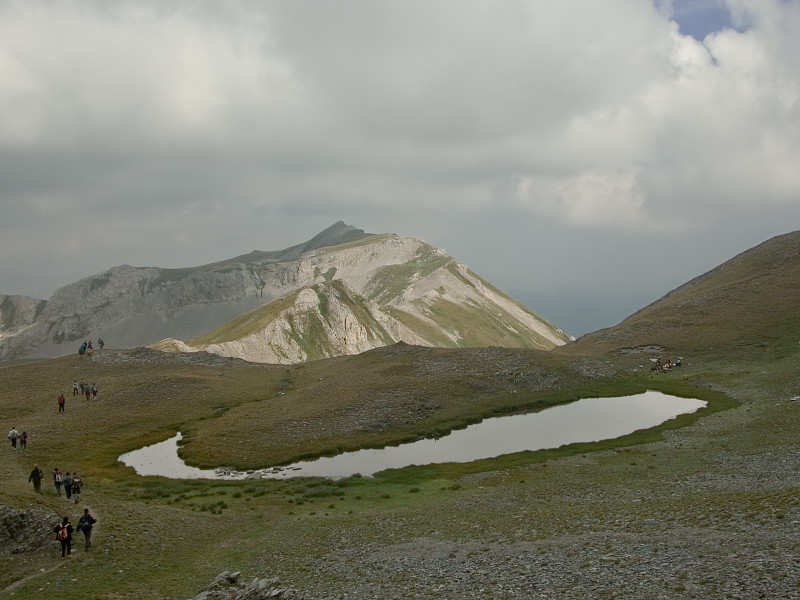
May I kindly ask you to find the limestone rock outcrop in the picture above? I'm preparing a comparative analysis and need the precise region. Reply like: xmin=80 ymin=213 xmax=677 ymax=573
xmin=168 ymin=571 xmax=313 ymax=600
xmin=0 ymin=505 xmax=61 ymax=555
xmin=0 ymin=222 xmax=568 ymax=363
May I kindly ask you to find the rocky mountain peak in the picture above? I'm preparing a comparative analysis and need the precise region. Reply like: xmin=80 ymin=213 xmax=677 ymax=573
xmin=0 ymin=224 xmax=568 ymax=362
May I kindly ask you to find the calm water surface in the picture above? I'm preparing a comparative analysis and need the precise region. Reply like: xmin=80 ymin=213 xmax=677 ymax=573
xmin=118 ymin=390 xmax=705 ymax=480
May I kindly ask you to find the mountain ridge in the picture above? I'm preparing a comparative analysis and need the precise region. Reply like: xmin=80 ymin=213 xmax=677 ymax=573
xmin=0 ymin=223 xmax=568 ymax=362
xmin=150 ymin=236 xmax=569 ymax=364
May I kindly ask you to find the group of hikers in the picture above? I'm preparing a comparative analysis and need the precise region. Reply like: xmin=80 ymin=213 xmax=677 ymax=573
xmin=54 ymin=509 xmax=97 ymax=556
xmin=9 ymin=371 xmax=101 ymax=558
xmin=26 ymin=465 xmax=85 ymax=501
xmin=652 ymin=357 xmax=682 ymax=372
xmin=51 ymin=467 xmax=86 ymax=501
xmin=71 ymin=380 xmax=99 ymax=401
xmin=78 ymin=338 xmax=104 ymax=357
xmin=26 ymin=465 xmax=96 ymax=557
xmin=7 ymin=426 xmax=27 ymax=450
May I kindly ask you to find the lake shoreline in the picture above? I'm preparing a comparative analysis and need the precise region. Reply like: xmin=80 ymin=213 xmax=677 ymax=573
xmin=120 ymin=391 xmax=706 ymax=480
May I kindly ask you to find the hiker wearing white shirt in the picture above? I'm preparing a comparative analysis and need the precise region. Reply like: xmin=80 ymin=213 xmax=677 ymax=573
xmin=8 ymin=427 xmax=19 ymax=450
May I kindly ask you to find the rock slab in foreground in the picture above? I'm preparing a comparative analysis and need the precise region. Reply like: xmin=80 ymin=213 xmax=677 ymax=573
xmin=171 ymin=571 xmax=316 ymax=600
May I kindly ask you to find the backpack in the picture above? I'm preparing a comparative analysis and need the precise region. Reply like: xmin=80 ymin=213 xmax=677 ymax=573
xmin=56 ymin=525 xmax=68 ymax=541
xmin=55 ymin=473 xmax=62 ymax=483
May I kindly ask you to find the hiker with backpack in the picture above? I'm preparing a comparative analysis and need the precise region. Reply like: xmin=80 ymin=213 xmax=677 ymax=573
xmin=53 ymin=468 xmax=63 ymax=495
xmin=54 ymin=517 xmax=73 ymax=557
xmin=72 ymin=474 xmax=83 ymax=504
xmin=77 ymin=508 xmax=97 ymax=550
xmin=58 ymin=393 xmax=66 ymax=413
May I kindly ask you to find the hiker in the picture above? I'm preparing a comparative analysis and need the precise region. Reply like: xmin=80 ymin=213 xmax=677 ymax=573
xmin=84 ymin=384 xmax=91 ymax=401
xmin=87 ymin=341 xmax=93 ymax=351
xmin=78 ymin=342 xmax=86 ymax=356
xmin=91 ymin=383 xmax=98 ymax=400
xmin=79 ymin=380 xmax=86 ymax=395
xmin=19 ymin=431 xmax=27 ymax=450
xmin=77 ymin=508 xmax=97 ymax=550
xmin=98 ymin=338 xmax=104 ymax=350
xmin=8 ymin=426 xmax=19 ymax=450
xmin=675 ymin=357 xmax=682 ymax=367
xmin=73 ymin=380 xmax=79 ymax=396
xmin=63 ymin=472 xmax=73 ymax=500
xmin=58 ymin=393 xmax=66 ymax=412
xmin=54 ymin=517 xmax=73 ymax=557
xmin=53 ymin=468 xmax=63 ymax=495
xmin=72 ymin=474 xmax=83 ymax=504
xmin=28 ymin=464 xmax=43 ymax=493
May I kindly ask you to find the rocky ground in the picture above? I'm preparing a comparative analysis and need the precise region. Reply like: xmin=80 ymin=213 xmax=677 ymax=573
xmin=158 ymin=394 xmax=800 ymax=600
xmin=0 ymin=505 xmax=61 ymax=555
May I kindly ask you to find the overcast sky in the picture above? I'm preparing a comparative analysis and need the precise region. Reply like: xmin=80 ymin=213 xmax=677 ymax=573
xmin=1 ymin=0 xmax=799 ymax=336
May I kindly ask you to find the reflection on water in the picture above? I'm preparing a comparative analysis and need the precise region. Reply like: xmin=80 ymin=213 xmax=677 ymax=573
xmin=118 ymin=390 xmax=705 ymax=480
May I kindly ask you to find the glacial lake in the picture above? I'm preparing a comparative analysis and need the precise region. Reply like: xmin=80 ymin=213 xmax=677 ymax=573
xmin=118 ymin=390 xmax=705 ymax=480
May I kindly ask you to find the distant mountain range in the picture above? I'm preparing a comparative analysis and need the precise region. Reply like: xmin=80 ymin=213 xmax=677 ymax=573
xmin=0 ymin=222 xmax=569 ymax=363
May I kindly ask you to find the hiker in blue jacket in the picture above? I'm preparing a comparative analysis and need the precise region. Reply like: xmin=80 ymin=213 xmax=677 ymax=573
xmin=77 ymin=508 xmax=97 ymax=550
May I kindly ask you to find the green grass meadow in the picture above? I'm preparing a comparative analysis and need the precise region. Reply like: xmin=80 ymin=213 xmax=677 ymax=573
xmin=0 ymin=342 xmax=762 ymax=599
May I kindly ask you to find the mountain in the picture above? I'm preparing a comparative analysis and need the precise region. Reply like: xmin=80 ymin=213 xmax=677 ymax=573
xmin=0 ymin=222 xmax=568 ymax=362
xmin=0 ymin=294 xmax=46 ymax=329
xmin=563 ymin=229 xmax=800 ymax=362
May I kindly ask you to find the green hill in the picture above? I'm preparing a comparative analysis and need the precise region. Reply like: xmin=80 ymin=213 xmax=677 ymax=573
xmin=564 ymin=229 xmax=800 ymax=363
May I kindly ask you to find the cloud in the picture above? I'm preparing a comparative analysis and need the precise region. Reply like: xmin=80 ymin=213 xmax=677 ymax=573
xmin=0 ymin=0 xmax=799 ymax=319
xmin=514 ymin=169 xmax=665 ymax=230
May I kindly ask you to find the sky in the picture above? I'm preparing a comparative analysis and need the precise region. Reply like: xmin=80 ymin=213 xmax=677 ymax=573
xmin=1 ymin=0 xmax=799 ymax=337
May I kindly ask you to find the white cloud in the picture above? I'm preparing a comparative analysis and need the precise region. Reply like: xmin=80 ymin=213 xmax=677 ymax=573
xmin=0 ymin=2 xmax=304 ymax=147
xmin=514 ymin=169 xmax=672 ymax=230
xmin=1 ymin=0 xmax=800 ymax=323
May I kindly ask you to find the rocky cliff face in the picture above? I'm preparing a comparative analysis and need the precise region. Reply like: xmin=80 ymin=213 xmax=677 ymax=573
xmin=0 ymin=223 xmax=568 ymax=362
xmin=0 ymin=295 xmax=46 ymax=334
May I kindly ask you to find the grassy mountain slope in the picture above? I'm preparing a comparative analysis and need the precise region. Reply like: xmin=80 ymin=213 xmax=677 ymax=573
xmin=563 ymin=229 xmax=800 ymax=363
